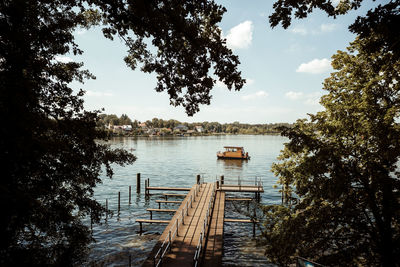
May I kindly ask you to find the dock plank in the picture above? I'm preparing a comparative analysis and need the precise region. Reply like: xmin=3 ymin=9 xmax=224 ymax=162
xmin=224 ymin=218 xmax=259 ymax=223
xmin=136 ymin=219 xmax=170 ymax=224
xmin=219 ymin=185 xmax=264 ymax=193
xmin=203 ymin=190 xmax=225 ymax=266
xmin=155 ymin=200 xmax=182 ymax=204
xmin=147 ymin=208 xmax=177 ymax=212
xmin=146 ymin=186 xmax=191 ymax=191
xmin=225 ymin=197 xmax=252 ymax=201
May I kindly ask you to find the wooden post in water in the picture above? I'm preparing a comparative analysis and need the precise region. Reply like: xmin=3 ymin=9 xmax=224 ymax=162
xmin=136 ymin=173 xmax=141 ymax=194
xmin=129 ymin=186 xmax=131 ymax=204
xmin=196 ymin=174 xmax=200 ymax=184
xmin=220 ymin=175 xmax=224 ymax=185
xmin=253 ymin=205 xmax=257 ymax=235
xmin=147 ymin=178 xmax=150 ymax=196
xmin=118 ymin=192 xmax=121 ymax=214
xmin=145 ymin=179 xmax=148 ymax=196
xmin=129 ymin=255 xmax=131 ymax=267
xmin=105 ymin=199 xmax=108 ymax=222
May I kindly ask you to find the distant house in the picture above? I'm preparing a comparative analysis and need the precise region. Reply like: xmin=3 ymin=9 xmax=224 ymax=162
xmin=187 ymin=130 xmax=195 ymax=135
xmin=174 ymin=124 xmax=188 ymax=132
xmin=122 ymin=125 xmax=132 ymax=131
xmin=138 ymin=122 xmax=148 ymax=132
xmin=195 ymin=125 xmax=203 ymax=133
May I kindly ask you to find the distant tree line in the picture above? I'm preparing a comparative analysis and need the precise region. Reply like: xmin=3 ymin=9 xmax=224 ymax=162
xmin=98 ymin=114 xmax=292 ymax=134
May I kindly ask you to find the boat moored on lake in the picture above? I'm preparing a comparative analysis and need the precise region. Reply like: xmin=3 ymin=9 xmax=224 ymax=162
xmin=217 ymin=146 xmax=250 ymax=160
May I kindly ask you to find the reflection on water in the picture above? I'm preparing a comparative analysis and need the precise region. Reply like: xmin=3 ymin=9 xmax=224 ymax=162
xmin=217 ymin=158 xmax=247 ymax=169
xmin=87 ymin=135 xmax=286 ymax=266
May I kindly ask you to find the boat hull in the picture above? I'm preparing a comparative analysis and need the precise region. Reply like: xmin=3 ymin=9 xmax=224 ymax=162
xmin=217 ymin=154 xmax=250 ymax=160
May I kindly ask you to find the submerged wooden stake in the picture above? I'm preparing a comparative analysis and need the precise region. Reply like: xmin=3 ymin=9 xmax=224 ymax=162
xmin=137 ymin=173 xmax=141 ymax=194
xmin=118 ymin=191 xmax=121 ymax=214
xmin=105 ymin=199 xmax=108 ymax=222
xmin=129 ymin=185 xmax=131 ymax=204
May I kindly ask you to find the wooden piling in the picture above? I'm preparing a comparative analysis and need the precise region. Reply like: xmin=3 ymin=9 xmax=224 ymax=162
xmin=105 ymin=199 xmax=108 ymax=222
xmin=129 ymin=186 xmax=131 ymax=204
xmin=129 ymin=255 xmax=131 ymax=267
xmin=196 ymin=174 xmax=200 ymax=184
xmin=118 ymin=192 xmax=121 ymax=214
xmin=137 ymin=173 xmax=141 ymax=194
xmin=220 ymin=175 xmax=224 ymax=185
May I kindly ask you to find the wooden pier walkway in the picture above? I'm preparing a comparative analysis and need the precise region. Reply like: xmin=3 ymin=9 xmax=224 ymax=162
xmin=140 ymin=180 xmax=263 ymax=267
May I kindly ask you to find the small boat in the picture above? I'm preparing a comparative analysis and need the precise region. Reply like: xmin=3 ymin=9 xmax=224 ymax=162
xmin=217 ymin=146 xmax=250 ymax=160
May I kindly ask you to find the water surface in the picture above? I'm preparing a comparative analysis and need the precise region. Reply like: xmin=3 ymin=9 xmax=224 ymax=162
xmin=89 ymin=135 xmax=286 ymax=266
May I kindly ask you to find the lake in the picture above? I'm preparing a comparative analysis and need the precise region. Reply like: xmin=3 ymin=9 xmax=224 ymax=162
xmin=88 ymin=135 xmax=286 ymax=266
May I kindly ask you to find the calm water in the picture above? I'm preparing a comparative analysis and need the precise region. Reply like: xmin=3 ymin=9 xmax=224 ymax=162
xmin=88 ymin=135 xmax=286 ymax=266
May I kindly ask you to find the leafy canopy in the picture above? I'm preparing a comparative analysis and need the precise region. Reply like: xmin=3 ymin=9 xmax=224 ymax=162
xmin=264 ymin=1 xmax=400 ymax=266
xmin=0 ymin=0 xmax=243 ymax=265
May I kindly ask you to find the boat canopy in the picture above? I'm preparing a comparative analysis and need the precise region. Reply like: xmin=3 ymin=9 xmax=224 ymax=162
xmin=223 ymin=146 xmax=244 ymax=152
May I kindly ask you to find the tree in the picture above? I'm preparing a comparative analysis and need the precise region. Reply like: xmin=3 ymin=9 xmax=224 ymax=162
xmin=263 ymin=7 xmax=400 ymax=267
xmin=119 ymin=114 xmax=132 ymax=125
xmin=0 ymin=0 xmax=244 ymax=265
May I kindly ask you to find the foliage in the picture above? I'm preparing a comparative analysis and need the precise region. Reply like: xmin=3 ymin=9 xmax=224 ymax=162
xmin=264 ymin=21 xmax=400 ymax=267
xmin=98 ymin=114 xmax=292 ymax=135
xmin=0 ymin=0 xmax=244 ymax=265
xmin=262 ymin=1 xmax=400 ymax=266
xmin=269 ymin=0 xmax=364 ymax=29
xmin=95 ymin=0 xmax=245 ymax=115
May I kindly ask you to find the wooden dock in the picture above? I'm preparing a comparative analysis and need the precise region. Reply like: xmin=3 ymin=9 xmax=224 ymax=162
xmin=203 ymin=190 xmax=225 ymax=266
xmin=139 ymin=180 xmax=263 ymax=267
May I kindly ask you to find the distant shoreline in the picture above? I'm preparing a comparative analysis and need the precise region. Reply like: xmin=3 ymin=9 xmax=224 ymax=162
xmin=106 ymin=132 xmax=282 ymax=137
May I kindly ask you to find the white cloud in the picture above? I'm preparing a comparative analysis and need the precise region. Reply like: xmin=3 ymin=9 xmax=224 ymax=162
xmin=241 ymin=90 xmax=268 ymax=101
xmin=291 ymin=23 xmax=337 ymax=35
xmin=86 ymin=90 xmax=113 ymax=97
xmin=296 ymin=58 xmax=332 ymax=74
xmin=291 ymin=25 xmax=308 ymax=35
xmin=285 ymin=91 xmax=304 ymax=100
xmin=320 ymin=23 xmax=337 ymax=33
xmin=285 ymin=91 xmax=322 ymax=106
xmin=55 ymin=55 xmax=73 ymax=63
xmin=225 ymin=21 xmax=253 ymax=50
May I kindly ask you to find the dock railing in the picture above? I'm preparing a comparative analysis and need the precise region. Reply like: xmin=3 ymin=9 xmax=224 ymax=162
xmin=218 ymin=176 xmax=263 ymax=191
xmin=193 ymin=183 xmax=216 ymax=267
xmin=153 ymin=183 xmax=201 ymax=267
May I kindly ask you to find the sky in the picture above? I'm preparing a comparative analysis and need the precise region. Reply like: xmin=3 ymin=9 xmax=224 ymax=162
xmin=66 ymin=0 xmax=380 ymax=124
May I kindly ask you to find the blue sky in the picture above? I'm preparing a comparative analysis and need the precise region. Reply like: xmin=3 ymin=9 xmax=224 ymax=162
xmin=65 ymin=0 xmax=379 ymax=124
